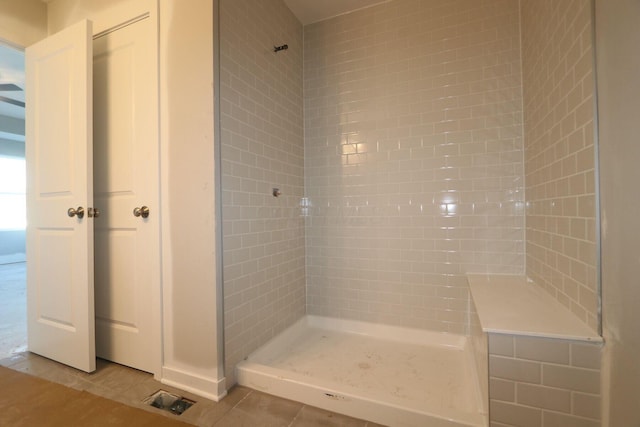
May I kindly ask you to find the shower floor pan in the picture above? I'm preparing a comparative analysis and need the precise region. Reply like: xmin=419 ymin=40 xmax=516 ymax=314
xmin=236 ymin=316 xmax=487 ymax=427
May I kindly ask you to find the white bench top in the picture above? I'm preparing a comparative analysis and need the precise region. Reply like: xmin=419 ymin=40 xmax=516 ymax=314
xmin=467 ymin=274 xmax=602 ymax=342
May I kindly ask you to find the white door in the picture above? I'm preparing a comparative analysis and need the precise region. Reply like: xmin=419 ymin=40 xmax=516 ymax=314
xmin=93 ymin=16 xmax=159 ymax=373
xmin=25 ymin=20 xmax=96 ymax=373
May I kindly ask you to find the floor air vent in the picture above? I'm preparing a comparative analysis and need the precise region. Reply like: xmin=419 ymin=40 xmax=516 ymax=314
xmin=143 ymin=390 xmax=195 ymax=415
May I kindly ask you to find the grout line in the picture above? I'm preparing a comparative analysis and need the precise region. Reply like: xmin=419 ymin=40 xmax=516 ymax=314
xmin=287 ymin=404 xmax=305 ymax=427
xmin=211 ymin=389 xmax=254 ymax=426
xmin=233 ymin=389 xmax=253 ymax=409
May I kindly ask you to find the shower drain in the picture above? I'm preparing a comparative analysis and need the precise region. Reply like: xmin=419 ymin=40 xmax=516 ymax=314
xmin=143 ymin=390 xmax=195 ymax=415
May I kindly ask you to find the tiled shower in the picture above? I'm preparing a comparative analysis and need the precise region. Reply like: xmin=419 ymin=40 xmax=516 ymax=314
xmin=303 ymin=0 xmax=524 ymax=334
xmin=220 ymin=0 xmax=306 ymax=385
xmin=220 ymin=0 xmax=598 ymax=421
xmin=521 ymin=0 xmax=597 ymax=330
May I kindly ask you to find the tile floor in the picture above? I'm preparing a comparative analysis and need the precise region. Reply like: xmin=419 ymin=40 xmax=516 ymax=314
xmin=1 ymin=352 xmax=382 ymax=426
xmin=0 ymin=263 xmax=381 ymax=426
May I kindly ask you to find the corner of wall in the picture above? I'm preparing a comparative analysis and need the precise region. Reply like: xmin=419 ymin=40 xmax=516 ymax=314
xmin=161 ymin=366 xmax=227 ymax=402
xmin=159 ymin=0 xmax=224 ymax=394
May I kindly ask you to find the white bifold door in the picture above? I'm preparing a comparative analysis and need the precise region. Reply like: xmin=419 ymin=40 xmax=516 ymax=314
xmin=26 ymin=20 xmax=96 ymax=373
xmin=26 ymin=16 xmax=159 ymax=374
xmin=92 ymin=15 xmax=159 ymax=374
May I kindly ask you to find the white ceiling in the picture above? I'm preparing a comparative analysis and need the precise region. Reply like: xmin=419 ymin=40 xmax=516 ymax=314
xmin=283 ymin=0 xmax=390 ymax=25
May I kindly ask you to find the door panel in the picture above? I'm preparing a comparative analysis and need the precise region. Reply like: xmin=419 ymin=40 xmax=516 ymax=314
xmin=26 ymin=20 xmax=95 ymax=373
xmin=94 ymin=230 xmax=137 ymax=325
xmin=37 ymin=232 xmax=74 ymax=326
xmin=93 ymin=41 xmax=134 ymax=194
xmin=93 ymin=16 xmax=158 ymax=373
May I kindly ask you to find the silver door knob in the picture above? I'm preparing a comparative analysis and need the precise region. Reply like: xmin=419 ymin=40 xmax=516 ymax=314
xmin=88 ymin=207 xmax=100 ymax=218
xmin=133 ymin=206 xmax=149 ymax=218
xmin=67 ymin=206 xmax=85 ymax=218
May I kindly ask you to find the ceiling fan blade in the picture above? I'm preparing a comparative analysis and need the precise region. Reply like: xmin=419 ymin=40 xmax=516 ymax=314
xmin=0 ymin=83 xmax=23 ymax=91
xmin=0 ymin=95 xmax=25 ymax=108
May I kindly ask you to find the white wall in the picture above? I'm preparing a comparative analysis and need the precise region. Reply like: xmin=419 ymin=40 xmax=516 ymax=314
xmin=0 ymin=0 xmax=47 ymax=47
xmin=596 ymin=1 xmax=640 ymax=425
xmin=46 ymin=0 xmax=224 ymax=400
xmin=158 ymin=0 xmax=225 ymax=400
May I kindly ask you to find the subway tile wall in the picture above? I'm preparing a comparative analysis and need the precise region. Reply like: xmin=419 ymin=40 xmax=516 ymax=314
xmin=521 ymin=0 xmax=598 ymax=329
xmin=488 ymin=334 xmax=601 ymax=427
xmin=220 ymin=0 xmax=305 ymax=385
xmin=303 ymin=0 xmax=525 ymax=333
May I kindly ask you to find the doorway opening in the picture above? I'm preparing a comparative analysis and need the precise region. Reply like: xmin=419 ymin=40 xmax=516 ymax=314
xmin=0 ymin=42 xmax=27 ymax=361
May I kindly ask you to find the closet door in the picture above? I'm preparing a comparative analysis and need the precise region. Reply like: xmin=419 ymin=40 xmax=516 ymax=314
xmin=26 ymin=20 xmax=96 ymax=373
xmin=93 ymin=15 xmax=159 ymax=374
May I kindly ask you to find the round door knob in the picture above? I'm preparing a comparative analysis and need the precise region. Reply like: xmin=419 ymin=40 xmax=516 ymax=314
xmin=67 ymin=206 xmax=85 ymax=218
xmin=133 ymin=206 xmax=150 ymax=218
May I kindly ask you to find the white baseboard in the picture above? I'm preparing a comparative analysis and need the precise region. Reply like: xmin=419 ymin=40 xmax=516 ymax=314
xmin=161 ymin=366 xmax=227 ymax=402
